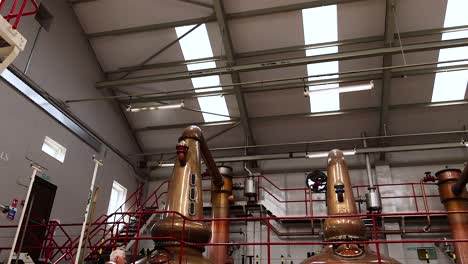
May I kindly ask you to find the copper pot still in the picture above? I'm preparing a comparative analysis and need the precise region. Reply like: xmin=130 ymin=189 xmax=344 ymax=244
xmin=435 ymin=169 xmax=468 ymax=264
xmin=302 ymin=150 xmax=400 ymax=264
xmin=148 ymin=126 xmax=225 ymax=264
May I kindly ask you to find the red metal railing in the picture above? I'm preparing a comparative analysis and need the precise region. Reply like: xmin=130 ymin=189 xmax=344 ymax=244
xmin=0 ymin=176 xmax=452 ymax=263
xmin=0 ymin=0 xmax=39 ymax=29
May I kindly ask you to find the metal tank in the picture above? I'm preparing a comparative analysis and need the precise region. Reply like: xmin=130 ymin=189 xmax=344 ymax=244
xmin=147 ymin=126 xmax=224 ymax=264
xmin=301 ymin=149 xmax=401 ymax=264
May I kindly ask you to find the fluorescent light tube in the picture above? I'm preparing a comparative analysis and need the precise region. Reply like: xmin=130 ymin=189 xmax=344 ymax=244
xmin=158 ymin=162 xmax=175 ymax=167
xmin=127 ymin=102 xmax=184 ymax=112
xmin=305 ymin=81 xmax=374 ymax=96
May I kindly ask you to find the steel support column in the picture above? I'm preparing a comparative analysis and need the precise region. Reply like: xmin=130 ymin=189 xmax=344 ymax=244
xmin=379 ymin=0 xmax=395 ymax=160
xmin=213 ymin=0 xmax=256 ymax=147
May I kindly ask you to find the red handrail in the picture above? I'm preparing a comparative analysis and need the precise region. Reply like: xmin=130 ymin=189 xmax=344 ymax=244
xmin=0 ymin=0 xmax=39 ymax=29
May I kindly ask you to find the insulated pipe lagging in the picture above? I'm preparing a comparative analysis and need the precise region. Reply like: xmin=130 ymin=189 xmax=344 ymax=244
xmin=362 ymin=133 xmax=374 ymax=188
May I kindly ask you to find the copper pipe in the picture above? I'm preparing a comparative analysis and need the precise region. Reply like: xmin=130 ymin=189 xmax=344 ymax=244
xmin=436 ymin=169 xmax=468 ymax=264
xmin=309 ymin=189 xmax=314 ymax=232
xmin=419 ymin=179 xmax=431 ymax=232
xmin=452 ymin=163 xmax=468 ymax=196
xmin=210 ymin=166 xmax=234 ymax=264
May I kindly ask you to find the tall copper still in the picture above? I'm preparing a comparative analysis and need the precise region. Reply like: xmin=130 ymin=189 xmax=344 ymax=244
xmin=435 ymin=168 xmax=468 ymax=264
xmin=148 ymin=126 xmax=224 ymax=264
xmin=209 ymin=166 xmax=234 ymax=264
xmin=302 ymin=149 xmax=400 ymax=264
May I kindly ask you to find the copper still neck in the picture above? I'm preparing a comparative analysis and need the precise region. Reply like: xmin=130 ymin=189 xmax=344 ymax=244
xmin=323 ymin=149 xmax=366 ymax=241
xmin=302 ymin=150 xmax=400 ymax=264
xmin=150 ymin=126 xmax=222 ymax=263
xmin=435 ymin=169 xmax=468 ymax=264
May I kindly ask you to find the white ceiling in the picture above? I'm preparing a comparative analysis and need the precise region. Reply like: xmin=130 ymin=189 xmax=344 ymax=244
xmin=72 ymin=0 xmax=468 ymax=160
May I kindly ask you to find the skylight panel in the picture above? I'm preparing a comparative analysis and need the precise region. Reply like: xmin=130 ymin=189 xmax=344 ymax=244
xmin=431 ymin=0 xmax=468 ymax=102
xmin=176 ymin=25 xmax=230 ymax=122
xmin=302 ymin=5 xmax=340 ymax=112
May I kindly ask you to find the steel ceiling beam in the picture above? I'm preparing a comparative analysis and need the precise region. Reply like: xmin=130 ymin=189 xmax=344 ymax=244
xmin=378 ymin=0 xmax=396 ymax=161
xmin=213 ymin=0 xmax=256 ymax=147
xmin=86 ymin=16 xmax=216 ymax=38
xmin=102 ymin=24 xmax=468 ymax=75
xmin=134 ymin=120 xmax=239 ymax=132
xmin=131 ymin=98 xmax=468 ymax=133
xmin=86 ymin=0 xmax=367 ymax=38
xmin=116 ymin=62 xmax=468 ymax=104
xmin=96 ymin=37 xmax=468 ymax=88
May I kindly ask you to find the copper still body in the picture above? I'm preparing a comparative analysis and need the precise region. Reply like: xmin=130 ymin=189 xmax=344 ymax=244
xmin=148 ymin=126 xmax=224 ymax=264
xmin=302 ymin=150 xmax=400 ymax=264
xmin=209 ymin=166 xmax=234 ymax=264
xmin=435 ymin=169 xmax=468 ymax=264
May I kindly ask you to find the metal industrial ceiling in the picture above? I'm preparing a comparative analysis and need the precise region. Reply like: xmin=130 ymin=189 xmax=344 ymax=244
xmin=69 ymin=0 xmax=468 ymax=174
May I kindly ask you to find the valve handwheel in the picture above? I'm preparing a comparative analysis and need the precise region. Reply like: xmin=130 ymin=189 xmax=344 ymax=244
xmin=306 ymin=170 xmax=327 ymax=193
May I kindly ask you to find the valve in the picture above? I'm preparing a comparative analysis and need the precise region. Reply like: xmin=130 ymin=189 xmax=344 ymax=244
xmin=176 ymin=140 xmax=188 ymax=166
xmin=423 ymin=172 xmax=436 ymax=182
xmin=334 ymin=182 xmax=345 ymax=202
xmin=306 ymin=170 xmax=327 ymax=193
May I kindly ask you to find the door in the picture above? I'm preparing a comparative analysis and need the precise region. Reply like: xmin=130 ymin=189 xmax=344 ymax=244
xmin=16 ymin=176 xmax=57 ymax=262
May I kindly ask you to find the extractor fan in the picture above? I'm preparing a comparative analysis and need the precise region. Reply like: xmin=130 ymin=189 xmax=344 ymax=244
xmin=306 ymin=170 xmax=327 ymax=193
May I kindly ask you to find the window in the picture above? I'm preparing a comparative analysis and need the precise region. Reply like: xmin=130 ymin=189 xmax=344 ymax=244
xmin=41 ymin=136 xmax=67 ymax=162
xmin=302 ymin=5 xmax=340 ymax=112
xmin=107 ymin=181 xmax=127 ymax=215
xmin=431 ymin=0 xmax=468 ymax=102
xmin=175 ymin=24 xmax=230 ymax=122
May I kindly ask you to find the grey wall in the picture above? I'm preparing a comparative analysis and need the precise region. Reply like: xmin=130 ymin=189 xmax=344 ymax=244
xmin=0 ymin=0 xmax=141 ymax=261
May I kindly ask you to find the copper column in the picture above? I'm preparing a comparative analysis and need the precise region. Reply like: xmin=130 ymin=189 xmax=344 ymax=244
xmin=435 ymin=169 xmax=468 ymax=264
xmin=210 ymin=166 xmax=234 ymax=264
xmin=149 ymin=126 xmax=223 ymax=264
xmin=302 ymin=150 xmax=400 ymax=264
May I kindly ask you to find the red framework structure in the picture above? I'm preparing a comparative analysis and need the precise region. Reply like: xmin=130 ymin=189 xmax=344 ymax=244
xmin=0 ymin=0 xmax=39 ymax=29
xmin=0 ymin=176 xmax=463 ymax=264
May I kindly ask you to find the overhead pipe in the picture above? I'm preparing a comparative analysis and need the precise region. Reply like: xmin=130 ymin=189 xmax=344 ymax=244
xmin=147 ymin=141 xmax=467 ymax=166
xmin=140 ymin=129 xmax=468 ymax=157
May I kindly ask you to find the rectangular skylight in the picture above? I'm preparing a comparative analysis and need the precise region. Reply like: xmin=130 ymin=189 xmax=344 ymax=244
xmin=175 ymin=24 xmax=230 ymax=122
xmin=431 ymin=0 xmax=468 ymax=102
xmin=302 ymin=5 xmax=340 ymax=112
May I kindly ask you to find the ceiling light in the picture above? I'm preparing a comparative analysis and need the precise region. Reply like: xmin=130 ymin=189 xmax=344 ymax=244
xmin=304 ymin=81 xmax=374 ymax=97
xmin=126 ymin=102 xmax=184 ymax=112
xmin=158 ymin=162 xmax=175 ymax=168
xmin=305 ymin=149 xmax=356 ymax=159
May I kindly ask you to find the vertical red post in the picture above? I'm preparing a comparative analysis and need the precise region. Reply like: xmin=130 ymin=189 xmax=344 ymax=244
xmin=132 ymin=211 xmax=143 ymax=264
xmin=179 ymin=217 xmax=185 ymax=264
xmin=13 ymin=0 xmax=28 ymax=29
xmin=267 ymin=218 xmax=271 ymax=264
xmin=371 ymin=214 xmax=382 ymax=264
xmin=411 ymin=183 xmax=419 ymax=212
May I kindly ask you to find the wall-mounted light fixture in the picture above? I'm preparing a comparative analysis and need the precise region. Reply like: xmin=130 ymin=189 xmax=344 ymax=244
xmin=158 ymin=162 xmax=175 ymax=168
xmin=304 ymin=81 xmax=374 ymax=97
xmin=126 ymin=101 xmax=184 ymax=113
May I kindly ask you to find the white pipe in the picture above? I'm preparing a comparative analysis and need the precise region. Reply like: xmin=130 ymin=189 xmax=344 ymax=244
xmin=75 ymin=156 xmax=103 ymax=264
xmin=362 ymin=133 xmax=374 ymax=188
xmin=7 ymin=164 xmax=42 ymax=264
